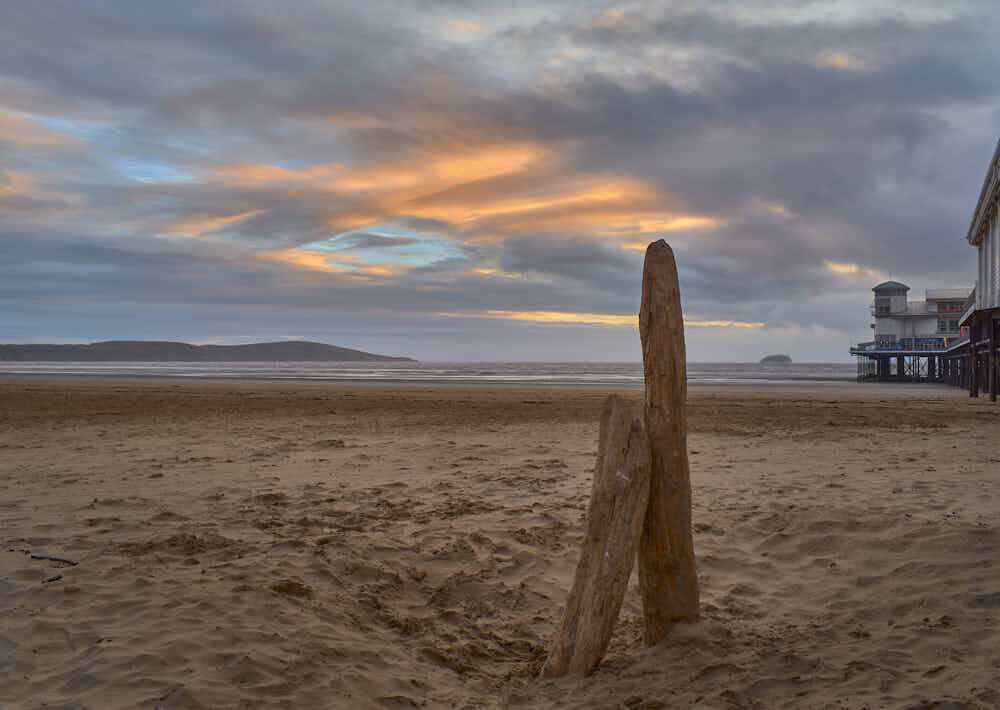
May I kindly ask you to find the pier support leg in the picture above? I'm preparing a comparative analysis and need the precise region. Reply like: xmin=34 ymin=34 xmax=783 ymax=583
xmin=992 ymin=321 xmax=998 ymax=403
xmin=970 ymin=344 xmax=979 ymax=398
xmin=897 ymin=355 xmax=905 ymax=382
xmin=928 ymin=356 xmax=936 ymax=383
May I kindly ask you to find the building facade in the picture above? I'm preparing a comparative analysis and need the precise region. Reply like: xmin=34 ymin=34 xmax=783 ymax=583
xmin=966 ymin=140 xmax=1000 ymax=313
xmin=959 ymin=139 xmax=1000 ymax=398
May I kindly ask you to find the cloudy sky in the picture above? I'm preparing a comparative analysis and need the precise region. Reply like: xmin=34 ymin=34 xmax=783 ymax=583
xmin=2 ymin=1 xmax=998 ymax=361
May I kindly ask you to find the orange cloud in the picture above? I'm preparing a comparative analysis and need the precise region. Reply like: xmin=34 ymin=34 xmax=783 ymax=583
xmin=814 ymin=51 xmax=873 ymax=72
xmin=473 ymin=268 xmax=529 ymax=280
xmin=824 ymin=260 xmax=885 ymax=282
xmin=684 ymin=319 xmax=765 ymax=328
xmin=483 ymin=310 xmax=638 ymax=326
xmin=408 ymin=182 xmax=638 ymax=223
xmin=215 ymin=142 xmax=544 ymax=195
xmin=262 ymin=249 xmax=350 ymax=273
xmin=206 ymin=138 xmax=719 ymax=248
xmin=444 ymin=310 xmax=765 ymax=328
xmin=0 ymin=170 xmax=35 ymax=196
xmin=323 ymin=213 xmax=381 ymax=232
xmin=166 ymin=209 xmax=264 ymax=237
xmin=398 ymin=173 xmax=720 ymax=240
xmin=260 ymin=248 xmax=395 ymax=278
xmin=0 ymin=112 xmax=78 ymax=148
xmin=214 ymin=163 xmax=343 ymax=184
xmin=0 ymin=168 xmax=88 ymax=216
xmin=445 ymin=19 xmax=486 ymax=37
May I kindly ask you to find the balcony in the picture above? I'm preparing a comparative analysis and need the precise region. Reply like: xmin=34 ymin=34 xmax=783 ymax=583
xmin=851 ymin=335 xmax=970 ymax=355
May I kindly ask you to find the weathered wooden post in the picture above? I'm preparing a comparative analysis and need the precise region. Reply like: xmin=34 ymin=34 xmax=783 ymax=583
xmin=637 ymin=239 xmax=699 ymax=644
xmin=542 ymin=239 xmax=698 ymax=675
xmin=540 ymin=395 xmax=651 ymax=677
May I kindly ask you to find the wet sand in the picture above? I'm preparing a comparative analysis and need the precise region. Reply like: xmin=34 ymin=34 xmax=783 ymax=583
xmin=1 ymin=378 xmax=998 ymax=708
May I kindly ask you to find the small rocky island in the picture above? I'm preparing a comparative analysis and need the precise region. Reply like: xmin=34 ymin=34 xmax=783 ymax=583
xmin=760 ymin=354 xmax=792 ymax=364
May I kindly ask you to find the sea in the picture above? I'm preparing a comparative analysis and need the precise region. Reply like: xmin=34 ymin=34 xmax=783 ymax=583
xmin=0 ymin=361 xmax=856 ymax=387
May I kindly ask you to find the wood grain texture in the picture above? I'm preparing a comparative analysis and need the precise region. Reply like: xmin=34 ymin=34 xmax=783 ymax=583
xmin=540 ymin=395 xmax=652 ymax=677
xmin=637 ymin=239 xmax=700 ymax=644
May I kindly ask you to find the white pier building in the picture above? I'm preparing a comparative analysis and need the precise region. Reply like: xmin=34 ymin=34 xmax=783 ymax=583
xmin=851 ymin=282 xmax=972 ymax=382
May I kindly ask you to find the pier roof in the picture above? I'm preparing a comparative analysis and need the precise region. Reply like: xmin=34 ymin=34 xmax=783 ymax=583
xmin=966 ymin=138 xmax=1000 ymax=246
xmin=872 ymin=280 xmax=909 ymax=292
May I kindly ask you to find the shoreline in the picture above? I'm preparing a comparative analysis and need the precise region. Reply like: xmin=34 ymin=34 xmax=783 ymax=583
xmin=0 ymin=371 xmax=949 ymax=394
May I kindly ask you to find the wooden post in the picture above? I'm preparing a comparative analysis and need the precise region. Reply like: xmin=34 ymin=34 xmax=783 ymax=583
xmin=541 ymin=396 xmax=651 ymax=677
xmin=637 ymin=240 xmax=699 ymax=644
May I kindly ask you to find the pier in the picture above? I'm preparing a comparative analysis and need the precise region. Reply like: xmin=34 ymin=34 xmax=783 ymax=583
xmin=850 ymin=139 xmax=1000 ymax=401
xmin=850 ymin=310 xmax=999 ymax=400
xmin=851 ymin=339 xmax=969 ymax=385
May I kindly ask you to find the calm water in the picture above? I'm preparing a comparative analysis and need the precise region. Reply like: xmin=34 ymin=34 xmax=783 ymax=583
xmin=0 ymin=361 xmax=855 ymax=386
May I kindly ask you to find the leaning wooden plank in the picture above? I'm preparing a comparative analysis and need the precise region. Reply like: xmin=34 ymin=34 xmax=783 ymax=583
xmin=637 ymin=239 xmax=700 ymax=645
xmin=540 ymin=395 xmax=652 ymax=677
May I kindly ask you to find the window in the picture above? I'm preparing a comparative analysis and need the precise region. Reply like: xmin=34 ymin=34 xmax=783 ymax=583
xmin=875 ymin=297 xmax=891 ymax=315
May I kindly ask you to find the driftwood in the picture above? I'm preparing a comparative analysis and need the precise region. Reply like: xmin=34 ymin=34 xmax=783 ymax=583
xmin=540 ymin=395 xmax=651 ymax=677
xmin=637 ymin=239 xmax=700 ymax=643
xmin=30 ymin=554 xmax=79 ymax=566
xmin=542 ymin=239 xmax=699 ymax=675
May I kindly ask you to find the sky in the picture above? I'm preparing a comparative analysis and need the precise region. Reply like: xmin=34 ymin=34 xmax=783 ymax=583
xmin=2 ymin=1 xmax=999 ymax=362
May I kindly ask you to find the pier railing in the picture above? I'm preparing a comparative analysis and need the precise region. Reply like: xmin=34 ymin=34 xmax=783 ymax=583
xmin=851 ymin=337 xmax=968 ymax=353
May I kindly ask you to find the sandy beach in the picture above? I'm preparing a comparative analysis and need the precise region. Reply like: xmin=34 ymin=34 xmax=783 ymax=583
xmin=2 ymin=378 xmax=999 ymax=709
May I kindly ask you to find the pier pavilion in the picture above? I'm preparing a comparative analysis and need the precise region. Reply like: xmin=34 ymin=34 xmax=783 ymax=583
xmin=850 ymin=282 xmax=972 ymax=383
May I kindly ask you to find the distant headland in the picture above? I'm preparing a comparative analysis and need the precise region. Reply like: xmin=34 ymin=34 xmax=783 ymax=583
xmin=0 ymin=340 xmax=415 ymax=362
xmin=759 ymin=354 xmax=792 ymax=364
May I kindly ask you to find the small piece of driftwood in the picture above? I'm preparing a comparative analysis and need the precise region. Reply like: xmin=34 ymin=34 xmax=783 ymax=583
xmin=637 ymin=239 xmax=700 ymax=643
xmin=31 ymin=554 xmax=79 ymax=566
xmin=540 ymin=395 xmax=651 ymax=677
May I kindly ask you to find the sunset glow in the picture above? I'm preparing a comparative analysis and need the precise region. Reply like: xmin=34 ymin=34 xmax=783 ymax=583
xmin=451 ymin=310 xmax=767 ymax=329
xmin=825 ymin=260 xmax=887 ymax=282
xmin=167 ymin=210 xmax=265 ymax=237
